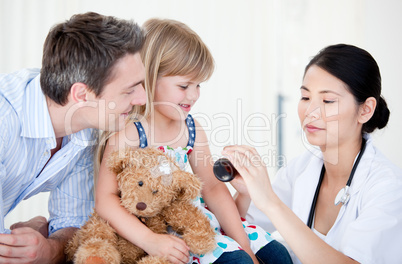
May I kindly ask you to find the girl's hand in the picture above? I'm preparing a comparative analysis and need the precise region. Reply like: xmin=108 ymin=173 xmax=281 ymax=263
xmin=222 ymin=145 xmax=274 ymax=211
xmin=142 ymin=233 xmax=190 ymax=264
xmin=239 ymin=243 xmax=259 ymax=264
xmin=242 ymin=245 xmax=259 ymax=264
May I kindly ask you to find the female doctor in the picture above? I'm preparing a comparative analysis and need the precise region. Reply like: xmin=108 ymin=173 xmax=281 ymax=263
xmin=223 ymin=44 xmax=402 ymax=264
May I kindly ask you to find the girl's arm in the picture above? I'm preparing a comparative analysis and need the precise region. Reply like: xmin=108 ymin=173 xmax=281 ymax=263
xmin=230 ymin=176 xmax=252 ymax=218
xmin=95 ymin=128 xmax=190 ymax=264
xmin=223 ymin=145 xmax=359 ymax=264
xmin=189 ymin=122 xmax=258 ymax=263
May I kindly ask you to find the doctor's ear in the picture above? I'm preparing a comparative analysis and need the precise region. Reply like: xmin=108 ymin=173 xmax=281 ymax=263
xmin=358 ymin=97 xmax=376 ymax=124
xmin=70 ymin=82 xmax=92 ymax=103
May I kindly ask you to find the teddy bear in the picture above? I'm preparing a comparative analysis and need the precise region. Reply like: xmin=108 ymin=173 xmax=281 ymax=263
xmin=65 ymin=147 xmax=216 ymax=264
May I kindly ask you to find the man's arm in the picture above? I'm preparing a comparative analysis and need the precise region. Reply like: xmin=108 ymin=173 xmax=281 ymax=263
xmin=47 ymin=227 xmax=78 ymax=263
xmin=9 ymin=216 xmax=74 ymax=263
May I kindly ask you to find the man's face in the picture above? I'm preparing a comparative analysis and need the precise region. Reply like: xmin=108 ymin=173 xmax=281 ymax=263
xmin=90 ymin=53 xmax=146 ymax=132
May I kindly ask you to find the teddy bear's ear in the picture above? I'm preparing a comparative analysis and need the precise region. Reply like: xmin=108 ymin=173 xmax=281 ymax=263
xmin=107 ymin=148 xmax=138 ymax=175
xmin=172 ymin=170 xmax=202 ymax=202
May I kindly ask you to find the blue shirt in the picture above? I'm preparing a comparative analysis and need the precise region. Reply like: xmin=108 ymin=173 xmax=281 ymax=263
xmin=0 ymin=68 xmax=96 ymax=234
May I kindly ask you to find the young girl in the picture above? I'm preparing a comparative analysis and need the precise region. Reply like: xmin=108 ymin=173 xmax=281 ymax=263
xmin=95 ymin=18 xmax=292 ymax=264
xmin=224 ymin=44 xmax=402 ymax=264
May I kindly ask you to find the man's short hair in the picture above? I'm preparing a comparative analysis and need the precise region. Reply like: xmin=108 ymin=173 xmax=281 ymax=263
xmin=40 ymin=12 xmax=144 ymax=105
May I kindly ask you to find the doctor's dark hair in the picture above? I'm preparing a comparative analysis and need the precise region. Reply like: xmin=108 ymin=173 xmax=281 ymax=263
xmin=304 ymin=44 xmax=390 ymax=133
xmin=40 ymin=12 xmax=144 ymax=105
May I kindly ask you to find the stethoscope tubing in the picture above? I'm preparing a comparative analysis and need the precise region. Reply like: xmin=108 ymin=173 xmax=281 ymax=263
xmin=307 ymin=137 xmax=367 ymax=229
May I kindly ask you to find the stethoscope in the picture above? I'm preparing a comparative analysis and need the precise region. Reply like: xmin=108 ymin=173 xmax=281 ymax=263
xmin=307 ymin=137 xmax=367 ymax=228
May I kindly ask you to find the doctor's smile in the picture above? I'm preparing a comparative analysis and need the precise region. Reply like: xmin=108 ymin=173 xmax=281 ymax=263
xmin=304 ymin=124 xmax=324 ymax=133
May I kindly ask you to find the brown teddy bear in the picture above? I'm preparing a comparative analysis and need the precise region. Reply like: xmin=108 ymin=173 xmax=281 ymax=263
xmin=65 ymin=147 xmax=216 ymax=264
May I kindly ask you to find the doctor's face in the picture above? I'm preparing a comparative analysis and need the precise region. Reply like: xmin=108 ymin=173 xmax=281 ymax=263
xmin=298 ymin=65 xmax=361 ymax=150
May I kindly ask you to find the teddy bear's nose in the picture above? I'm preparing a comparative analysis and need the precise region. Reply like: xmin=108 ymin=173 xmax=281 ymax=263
xmin=136 ymin=202 xmax=147 ymax=211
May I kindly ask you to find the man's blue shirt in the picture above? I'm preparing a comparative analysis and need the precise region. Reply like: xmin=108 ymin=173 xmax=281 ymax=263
xmin=0 ymin=69 xmax=96 ymax=234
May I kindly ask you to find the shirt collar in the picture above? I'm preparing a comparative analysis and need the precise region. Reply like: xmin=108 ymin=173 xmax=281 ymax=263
xmin=20 ymin=75 xmax=98 ymax=148
xmin=20 ymin=75 xmax=55 ymax=139
xmin=67 ymin=128 xmax=99 ymax=148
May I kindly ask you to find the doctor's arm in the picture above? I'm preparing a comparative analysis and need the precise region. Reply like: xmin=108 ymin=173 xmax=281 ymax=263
xmin=223 ymin=145 xmax=359 ymax=264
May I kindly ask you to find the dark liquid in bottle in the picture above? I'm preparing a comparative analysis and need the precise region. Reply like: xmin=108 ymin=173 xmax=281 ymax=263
xmin=213 ymin=158 xmax=239 ymax=182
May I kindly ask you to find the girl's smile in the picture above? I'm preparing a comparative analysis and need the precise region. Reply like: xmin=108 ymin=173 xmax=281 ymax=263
xmin=179 ymin=103 xmax=193 ymax=112
xmin=154 ymin=75 xmax=200 ymax=121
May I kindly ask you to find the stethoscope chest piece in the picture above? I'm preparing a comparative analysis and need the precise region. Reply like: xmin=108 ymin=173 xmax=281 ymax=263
xmin=334 ymin=186 xmax=350 ymax=206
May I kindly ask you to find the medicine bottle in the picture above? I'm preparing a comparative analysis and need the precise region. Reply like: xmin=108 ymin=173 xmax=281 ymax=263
xmin=213 ymin=158 xmax=238 ymax=182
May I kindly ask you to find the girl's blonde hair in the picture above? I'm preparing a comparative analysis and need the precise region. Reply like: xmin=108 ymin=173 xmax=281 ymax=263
xmin=141 ymin=18 xmax=215 ymax=108
xmin=94 ymin=18 xmax=215 ymax=186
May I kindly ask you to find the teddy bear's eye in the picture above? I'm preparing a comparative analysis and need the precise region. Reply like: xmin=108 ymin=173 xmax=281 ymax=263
xmin=152 ymin=190 xmax=158 ymax=195
xmin=138 ymin=181 xmax=144 ymax=187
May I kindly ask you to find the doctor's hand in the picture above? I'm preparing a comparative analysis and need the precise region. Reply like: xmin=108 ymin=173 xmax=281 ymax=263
xmin=229 ymin=171 xmax=250 ymax=197
xmin=223 ymin=145 xmax=275 ymax=211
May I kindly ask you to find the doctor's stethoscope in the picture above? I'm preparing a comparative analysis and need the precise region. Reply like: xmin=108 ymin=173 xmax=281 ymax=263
xmin=307 ymin=137 xmax=367 ymax=228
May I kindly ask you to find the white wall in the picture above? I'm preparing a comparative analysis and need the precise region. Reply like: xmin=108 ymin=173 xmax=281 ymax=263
xmin=1 ymin=0 xmax=401 ymax=228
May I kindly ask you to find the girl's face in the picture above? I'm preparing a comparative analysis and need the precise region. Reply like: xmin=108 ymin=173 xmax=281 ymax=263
xmin=153 ymin=75 xmax=200 ymax=121
xmin=298 ymin=65 xmax=362 ymax=149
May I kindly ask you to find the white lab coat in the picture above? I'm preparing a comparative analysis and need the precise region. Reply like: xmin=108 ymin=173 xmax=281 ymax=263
xmin=247 ymin=135 xmax=402 ymax=264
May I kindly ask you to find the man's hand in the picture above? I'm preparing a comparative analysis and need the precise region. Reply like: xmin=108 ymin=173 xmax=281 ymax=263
xmin=10 ymin=216 xmax=49 ymax=238
xmin=0 ymin=216 xmax=77 ymax=264
xmin=0 ymin=227 xmax=56 ymax=263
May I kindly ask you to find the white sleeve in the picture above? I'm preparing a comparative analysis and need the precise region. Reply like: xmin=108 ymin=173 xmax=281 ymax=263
xmin=340 ymin=170 xmax=402 ymax=264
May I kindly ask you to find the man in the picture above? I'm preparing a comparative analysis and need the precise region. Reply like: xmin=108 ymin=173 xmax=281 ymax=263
xmin=0 ymin=12 xmax=146 ymax=263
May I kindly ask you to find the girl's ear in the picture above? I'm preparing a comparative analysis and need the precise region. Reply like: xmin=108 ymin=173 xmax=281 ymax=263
xmin=70 ymin=82 xmax=90 ymax=103
xmin=358 ymin=97 xmax=376 ymax=124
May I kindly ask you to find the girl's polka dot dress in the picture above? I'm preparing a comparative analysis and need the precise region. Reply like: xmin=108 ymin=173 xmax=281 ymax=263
xmin=134 ymin=114 xmax=274 ymax=264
